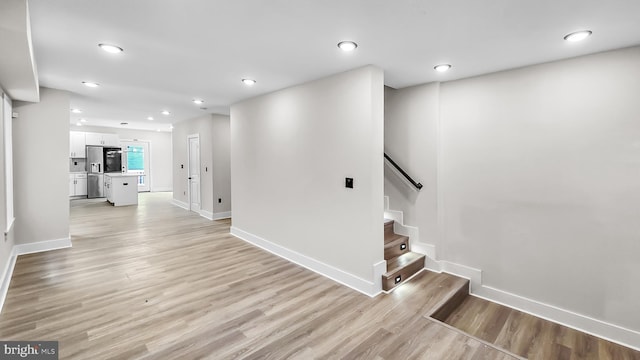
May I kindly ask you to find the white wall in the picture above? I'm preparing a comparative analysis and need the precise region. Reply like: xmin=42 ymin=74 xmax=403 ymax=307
xmin=172 ymin=114 xmax=231 ymax=218
xmin=71 ymin=125 xmax=173 ymax=191
xmin=230 ymin=66 xmax=385 ymax=293
xmin=384 ymin=46 xmax=640 ymax=347
xmin=384 ymin=84 xmax=440 ymax=247
xmin=212 ymin=114 xmax=231 ymax=215
xmin=0 ymin=89 xmax=15 ymax=292
xmin=13 ymin=87 xmax=70 ymax=245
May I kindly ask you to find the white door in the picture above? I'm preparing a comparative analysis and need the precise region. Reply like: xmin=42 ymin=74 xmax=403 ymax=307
xmin=188 ymin=135 xmax=200 ymax=212
xmin=121 ymin=140 xmax=151 ymax=192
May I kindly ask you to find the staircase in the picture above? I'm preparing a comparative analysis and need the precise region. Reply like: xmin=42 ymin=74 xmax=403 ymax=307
xmin=382 ymin=218 xmax=425 ymax=291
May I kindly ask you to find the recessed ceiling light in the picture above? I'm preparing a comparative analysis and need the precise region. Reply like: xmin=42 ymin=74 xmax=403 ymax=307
xmin=434 ymin=64 xmax=452 ymax=72
xmin=80 ymin=118 xmax=87 ymax=122
xmin=147 ymin=116 xmax=154 ymax=121
xmin=193 ymin=99 xmax=204 ymax=105
xmin=169 ymin=125 xmax=174 ymax=129
xmin=98 ymin=43 xmax=123 ymax=53
xmin=82 ymin=81 xmax=100 ymax=88
xmin=156 ymin=129 xmax=161 ymax=132
xmin=337 ymin=41 xmax=358 ymax=51
xmin=161 ymin=110 xmax=170 ymax=115
xmin=564 ymin=30 xmax=592 ymax=42
xmin=71 ymin=108 xmax=82 ymax=114
xmin=76 ymin=122 xmax=82 ymax=126
xmin=242 ymin=78 xmax=256 ymax=86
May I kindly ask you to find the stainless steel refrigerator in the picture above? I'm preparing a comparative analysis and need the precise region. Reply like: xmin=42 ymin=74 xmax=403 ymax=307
xmin=87 ymin=146 xmax=104 ymax=198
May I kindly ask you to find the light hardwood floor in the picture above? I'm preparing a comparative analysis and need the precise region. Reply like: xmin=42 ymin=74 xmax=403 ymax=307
xmin=0 ymin=193 xmax=627 ymax=359
xmin=443 ymin=296 xmax=640 ymax=360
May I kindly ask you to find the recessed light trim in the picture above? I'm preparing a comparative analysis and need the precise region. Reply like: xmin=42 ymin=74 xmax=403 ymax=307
xmin=80 ymin=118 xmax=87 ymax=122
xmin=434 ymin=64 xmax=452 ymax=72
xmin=98 ymin=43 xmax=123 ymax=53
xmin=564 ymin=30 xmax=592 ymax=42
xmin=76 ymin=122 xmax=82 ymax=126
xmin=193 ymin=99 xmax=204 ymax=105
xmin=147 ymin=116 xmax=154 ymax=121
xmin=169 ymin=125 xmax=174 ymax=129
xmin=242 ymin=78 xmax=256 ymax=86
xmin=161 ymin=110 xmax=170 ymax=115
xmin=71 ymin=108 xmax=82 ymax=114
xmin=337 ymin=41 xmax=358 ymax=51
xmin=82 ymin=81 xmax=100 ymax=88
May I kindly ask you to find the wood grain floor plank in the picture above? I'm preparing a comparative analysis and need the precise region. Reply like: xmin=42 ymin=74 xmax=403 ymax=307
xmin=0 ymin=193 xmax=530 ymax=359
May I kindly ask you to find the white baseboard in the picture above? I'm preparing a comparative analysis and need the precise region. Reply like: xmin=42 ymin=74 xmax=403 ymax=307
xmin=212 ymin=211 xmax=231 ymax=220
xmin=230 ymin=226 xmax=382 ymax=297
xmin=170 ymin=199 xmax=189 ymax=210
xmin=0 ymin=236 xmax=72 ymax=314
xmin=384 ymin=194 xmax=640 ymax=350
xmin=152 ymin=187 xmax=172 ymax=192
xmin=199 ymin=210 xmax=232 ymax=221
xmin=0 ymin=250 xmax=17 ymax=316
xmin=13 ymin=237 xmax=72 ymax=256
xmin=425 ymin=258 xmax=640 ymax=351
xmin=473 ymin=286 xmax=640 ymax=351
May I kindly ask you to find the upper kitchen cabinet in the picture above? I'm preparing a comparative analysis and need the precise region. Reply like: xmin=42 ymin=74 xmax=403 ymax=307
xmin=70 ymin=131 xmax=86 ymax=158
xmin=85 ymin=132 xmax=119 ymax=147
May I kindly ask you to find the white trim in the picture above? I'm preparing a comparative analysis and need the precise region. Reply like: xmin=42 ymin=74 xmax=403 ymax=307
xmin=0 ymin=249 xmax=17 ymax=315
xmin=199 ymin=209 xmax=213 ymax=220
xmin=4 ymin=217 xmax=14 ymax=236
xmin=424 ymin=258 xmax=640 ymax=351
xmin=473 ymin=287 xmax=640 ymax=351
xmin=13 ymin=237 xmax=72 ymax=256
xmin=170 ymin=198 xmax=189 ymax=210
xmin=0 ymin=237 xmax=72 ymax=314
xmin=198 ymin=210 xmax=231 ymax=220
xmin=198 ymin=210 xmax=230 ymax=220
xmin=212 ymin=211 xmax=231 ymax=220
xmin=152 ymin=187 xmax=172 ymax=192
xmin=230 ymin=226 xmax=383 ymax=297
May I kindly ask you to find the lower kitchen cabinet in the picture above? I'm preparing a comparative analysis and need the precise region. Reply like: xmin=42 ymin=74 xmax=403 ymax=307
xmin=105 ymin=174 xmax=138 ymax=206
xmin=69 ymin=173 xmax=87 ymax=197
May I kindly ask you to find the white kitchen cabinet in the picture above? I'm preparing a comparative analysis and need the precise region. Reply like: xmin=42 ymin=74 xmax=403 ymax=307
xmin=69 ymin=173 xmax=88 ymax=197
xmin=105 ymin=174 xmax=138 ymax=206
xmin=105 ymin=175 xmax=112 ymax=201
xmin=69 ymin=131 xmax=86 ymax=157
xmin=69 ymin=175 xmax=75 ymax=196
xmin=102 ymin=133 xmax=119 ymax=147
xmin=85 ymin=132 xmax=119 ymax=146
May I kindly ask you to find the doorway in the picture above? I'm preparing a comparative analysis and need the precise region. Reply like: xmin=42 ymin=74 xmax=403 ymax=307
xmin=121 ymin=140 xmax=151 ymax=192
xmin=187 ymin=134 xmax=200 ymax=212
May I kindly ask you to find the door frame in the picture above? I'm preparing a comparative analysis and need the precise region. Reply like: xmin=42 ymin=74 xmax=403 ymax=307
xmin=187 ymin=134 xmax=201 ymax=212
xmin=121 ymin=139 xmax=152 ymax=192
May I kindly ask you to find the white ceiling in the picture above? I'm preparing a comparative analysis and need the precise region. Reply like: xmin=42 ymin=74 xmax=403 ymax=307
xmin=26 ymin=0 xmax=640 ymax=131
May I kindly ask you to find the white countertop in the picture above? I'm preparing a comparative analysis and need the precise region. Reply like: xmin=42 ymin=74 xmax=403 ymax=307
xmin=105 ymin=173 xmax=142 ymax=178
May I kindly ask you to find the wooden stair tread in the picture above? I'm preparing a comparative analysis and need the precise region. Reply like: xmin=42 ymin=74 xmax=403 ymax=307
xmin=384 ymin=252 xmax=424 ymax=276
xmin=384 ymin=233 xmax=408 ymax=245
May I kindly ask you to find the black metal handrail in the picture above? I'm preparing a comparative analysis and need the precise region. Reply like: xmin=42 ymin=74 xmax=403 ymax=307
xmin=384 ymin=153 xmax=423 ymax=190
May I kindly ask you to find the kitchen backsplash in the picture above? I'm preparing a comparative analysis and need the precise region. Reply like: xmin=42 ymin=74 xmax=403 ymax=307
xmin=69 ymin=158 xmax=86 ymax=172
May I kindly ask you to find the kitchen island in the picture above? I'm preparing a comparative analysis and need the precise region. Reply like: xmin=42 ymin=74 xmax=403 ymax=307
xmin=105 ymin=173 xmax=139 ymax=206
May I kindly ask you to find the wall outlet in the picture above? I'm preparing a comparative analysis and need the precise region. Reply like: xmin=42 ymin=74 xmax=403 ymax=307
xmin=345 ymin=177 xmax=354 ymax=188
xmin=181 ymin=164 xmax=184 ymax=169
xmin=183 ymin=191 xmax=186 ymax=195
xmin=218 ymin=198 xmax=222 ymax=203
